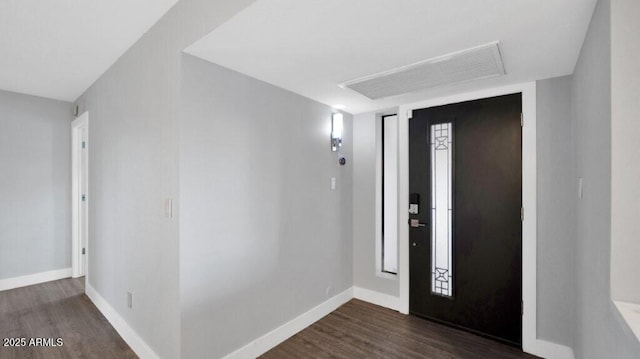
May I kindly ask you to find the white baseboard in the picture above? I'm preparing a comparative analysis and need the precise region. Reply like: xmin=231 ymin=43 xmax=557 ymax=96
xmin=223 ymin=287 xmax=354 ymax=359
xmin=85 ymin=282 xmax=160 ymax=359
xmin=529 ymin=339 xmax=575 ymax=359
xmin=83 ymin=282 xmax=573 ymax=359
xmin=0 ymin=267 xmax=72 ymax=291
xmin=353 ymin=286 xmax=400 ymax=311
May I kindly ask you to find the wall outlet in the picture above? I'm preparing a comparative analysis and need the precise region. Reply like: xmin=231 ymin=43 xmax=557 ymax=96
xmin=127 ymin=292 xmax=133 ymax=309
xmin=331 ymin=177 xmax=337 ymax=190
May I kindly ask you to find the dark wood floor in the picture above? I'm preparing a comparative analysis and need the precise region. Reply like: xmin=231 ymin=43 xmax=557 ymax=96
xmin=0 ymin=278 xmax=136 ymax=359
xmin=0 ymin=281 xmax=539 ymax=359
xmin=262 ymin=299 xmax=539 ymax=359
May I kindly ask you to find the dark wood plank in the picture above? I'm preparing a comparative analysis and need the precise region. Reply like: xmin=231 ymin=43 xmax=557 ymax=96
xmin=261 ymin=299 xmax=540 ymax=359
xmin=0 ymin=278 xmax=136 ymax=359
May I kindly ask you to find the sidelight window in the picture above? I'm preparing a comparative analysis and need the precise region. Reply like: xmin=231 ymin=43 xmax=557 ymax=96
xmin=381 ymin=114 xmax=398 ymax=275
xmin=430 ymin=122 xmax=453 ymax=297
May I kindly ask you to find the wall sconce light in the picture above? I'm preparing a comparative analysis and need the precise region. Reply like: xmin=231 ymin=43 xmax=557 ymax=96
xmin=331 ymin=112 xmax=343 ymax=152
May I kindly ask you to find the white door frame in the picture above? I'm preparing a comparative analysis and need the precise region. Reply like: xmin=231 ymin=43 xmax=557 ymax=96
xmin=71 ymin=112 xmax=89 ymax=278
xmin=397 ymin=82 xmax=537 ymax=353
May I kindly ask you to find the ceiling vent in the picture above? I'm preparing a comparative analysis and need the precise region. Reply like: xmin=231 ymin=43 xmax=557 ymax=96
xmin=340 ymin=42 xmax=506 ymax=100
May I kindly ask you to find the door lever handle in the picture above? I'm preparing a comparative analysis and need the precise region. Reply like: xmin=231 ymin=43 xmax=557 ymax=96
xmin=409 ymin=219 xmax=427 ymax=228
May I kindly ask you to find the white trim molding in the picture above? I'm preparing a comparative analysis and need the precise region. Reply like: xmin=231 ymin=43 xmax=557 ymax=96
xmin=0 ymin=268 xmax=72 ymax=292
xmin=533 ymin=339 xmax=575 ymax=359
xmin=397 ymin=82 xmax=538 ymax=354
xmin=85 ymin=282 xmax=160 ymax=359
xmin=353 ymin=286 xmax=400 ymax=311
xmin=614 ymin=300 xmax=640 ymax=342
xmin=71 ymin=111 xmax=89 ymax=279
xmin=374 ymin=112 xmax=386 ymax=277
xmin=223 ymin=287 xmax=353 ymax=359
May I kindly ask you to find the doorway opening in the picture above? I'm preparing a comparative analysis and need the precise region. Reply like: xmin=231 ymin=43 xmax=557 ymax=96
xmin=71 ymin=112 xmax=88 ymax=278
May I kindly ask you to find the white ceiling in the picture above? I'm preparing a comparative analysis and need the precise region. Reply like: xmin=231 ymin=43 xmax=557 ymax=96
xmin=185 ymin=0 xmax=597 ymax=114
xmin=0 ymin=0 xmax=179 ymax=102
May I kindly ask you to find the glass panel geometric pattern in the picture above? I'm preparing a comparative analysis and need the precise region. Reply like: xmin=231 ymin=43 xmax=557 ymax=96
xmin=430 ymin=123 xmax=453 ymax=297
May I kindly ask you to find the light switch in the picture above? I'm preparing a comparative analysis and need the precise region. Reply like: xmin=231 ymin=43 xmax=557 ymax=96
xmin=331 ymin=177 xmax=337 ymax=190
xmin=578 ymin=178 xmax=583 ymax=199
xmin=165 ymin=198 xmax=173 ymax=218
xmin=127 ymin=292 xmax=133 ymax=309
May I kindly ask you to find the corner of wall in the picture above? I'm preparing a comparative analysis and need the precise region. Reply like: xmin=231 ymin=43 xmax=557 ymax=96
xmin=85 ymin=282 xmax=161 ymax=359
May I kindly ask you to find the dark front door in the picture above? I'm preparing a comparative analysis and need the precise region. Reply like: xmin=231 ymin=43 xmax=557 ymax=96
xmin=409 ymin=93 xmax=523 ymax=346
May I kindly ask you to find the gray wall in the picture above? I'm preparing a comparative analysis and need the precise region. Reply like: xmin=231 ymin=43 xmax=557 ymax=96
xmin=352 ymin=111 xmax=399 ymax=296
xmin=180 ymin=54 xmax=353 ymax=358
xmin=73 ymin=1 xmax=256 ymax=357
xmin=66 ymin=0 xmax=640 ymax=357
xmin=610 ymin=0 xmax=640 ymax=303
xmin=571 ymin=0 xmax=640 ymax=357
xmin=0 ymin=90 xmax=71 ymax=280
xmin=72 ymin=0 xmax=353 ymax=356
xmin=536 ymin=76 xmax=575 ymax=347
